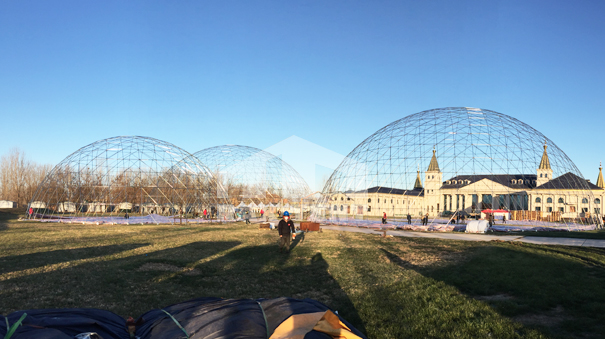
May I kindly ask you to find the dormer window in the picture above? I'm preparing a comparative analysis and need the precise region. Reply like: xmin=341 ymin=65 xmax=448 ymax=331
xmin=466 ymin=180 xmax=471 ymax=184
xmin=540 ymin=174 xmax=543 ymax=178
xmin=446 ymin=180 xmax=451 ymax=184
xmin=558 ymin=198 xmax=564 ymax=203
xmin=512 ymin=179 xmax=517 ymax=184
xmin=533 ymin=180 xmax=537 ymax=185
xmin=545 ymin=174 xmax=548 ymax=178
xmin=519 ymin=180 xmax=524 ymax=185
xmin=452 ymin=180 xmax=457 ymax=184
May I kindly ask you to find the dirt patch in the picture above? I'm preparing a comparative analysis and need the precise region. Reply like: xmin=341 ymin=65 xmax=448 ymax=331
xmin=513 ymin=305 xmax=569 ymax=327
xmin=137 ymin=263 xmax=200 ymax=275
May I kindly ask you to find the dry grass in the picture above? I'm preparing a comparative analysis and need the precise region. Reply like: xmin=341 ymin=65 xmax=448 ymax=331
xmin=1 ymin=211 xmax=605 ymax=338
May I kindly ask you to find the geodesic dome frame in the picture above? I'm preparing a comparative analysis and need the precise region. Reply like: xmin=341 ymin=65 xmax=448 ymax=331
xmin=27 ymin=136 xmax=233 ymax=223
xmin=315 ymin=107 xmax=603 ymax=231
xmin=193 ymin=145 xmax=311 ymax=213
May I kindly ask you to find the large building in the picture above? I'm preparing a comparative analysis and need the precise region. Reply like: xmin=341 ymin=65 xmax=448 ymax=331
xmin=328 ymin=146 xmax=604 ymax=221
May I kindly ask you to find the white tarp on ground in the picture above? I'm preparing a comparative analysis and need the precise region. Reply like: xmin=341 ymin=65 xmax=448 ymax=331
xmin=0 ymin=200 xmax=16 ymax=208
xmin=466 ymin=220 xmax=490 ymax=233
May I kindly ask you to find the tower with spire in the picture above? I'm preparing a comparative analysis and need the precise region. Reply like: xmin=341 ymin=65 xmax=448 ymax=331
xmin=536 ymin=142 xmax=553 ymax=187
xmin=597 ymin=162 xmax=604 ymax=189
xmin=425 ymin=149 xmax=442 ymax=214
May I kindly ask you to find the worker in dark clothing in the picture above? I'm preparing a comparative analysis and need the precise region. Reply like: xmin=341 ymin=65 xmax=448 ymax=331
xmin=277 ymin=211 xmax=295 ymax=253
xmin=407 ymin=213 xmax=411 ymax=224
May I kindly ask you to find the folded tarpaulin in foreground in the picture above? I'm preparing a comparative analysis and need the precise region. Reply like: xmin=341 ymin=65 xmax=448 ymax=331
xmin=1 ymin=297 xmax=367 ymax=339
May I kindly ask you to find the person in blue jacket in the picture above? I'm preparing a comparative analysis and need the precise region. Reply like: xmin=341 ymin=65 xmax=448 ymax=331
xmin=277 ymin=211 xmax=295 ymax=253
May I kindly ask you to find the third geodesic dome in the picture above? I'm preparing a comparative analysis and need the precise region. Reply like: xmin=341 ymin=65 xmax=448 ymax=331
xmin=315 ymin=107 xmax=604 ymax=231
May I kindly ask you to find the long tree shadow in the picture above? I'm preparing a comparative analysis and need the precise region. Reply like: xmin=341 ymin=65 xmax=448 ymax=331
xmin=380 ymin=243 xmax=605 ymax=338
xmin=0 ymin=241 xmax=241 ymax=316
xmin=0 ymin=243 xmax=149 ymax=275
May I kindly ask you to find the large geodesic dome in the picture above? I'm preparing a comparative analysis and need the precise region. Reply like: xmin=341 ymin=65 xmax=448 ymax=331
xmin=193 ymin=145 xmax=311 ymax=216
xmin=315 ymin=107 xmax=603 ymax=231
xmin=28 ymin=136 xmax=233 ymax=224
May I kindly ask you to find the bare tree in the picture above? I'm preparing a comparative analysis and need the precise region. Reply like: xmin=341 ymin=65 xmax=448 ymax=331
xmin=0 ymin=148 xmax=53 ymax=207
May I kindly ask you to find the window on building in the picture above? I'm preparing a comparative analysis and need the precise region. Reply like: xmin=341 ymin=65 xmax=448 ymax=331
xmin=570 ymin=206 xmax=576 ymax=212
xmin=535 ymin=197 xmax=541 ymax=203
xmin=437 ymin=203 xmax=440 ymax=211
xmin=545 ymin=174 xmax=548 ymax=178
xmin=547 ymin=197 xmax=552 ymax=203
xmin=535 ymin=207 xmax=541 ymax=211
xmin=512 ymin=179 xmax=517 ymax=184
xmin=558 ymin=198 xmax=564 ymax=203
xmin=559 ymin=207 xmax=564 ymax=212
xmin=368 ymin=198 xmax=371 ymax=203
xmin=340 ymin=205 xmax=343 ymax=211
xmin=582 ymin=208 xmax=588 ymax=213
xmin=367 ymin=206 xmax=371 ymax=212
xmin=582 ymin=198 xmax=588 ymax=204
xmin=519 ymin=180 xmax=524 ymax=185
xmin=347 ymin=197 xmax=350 ymax=201
xmin=333 ymin=205 xmax=337 ymax=211
xmin=341 ymin=197 xmax=343 ymax=200
xmin=547 ymin=207 xmax=552 ymax=212
xmin=595 ymin=198 xmax=601 ymax=204
xmin=595 ymin=208 xmax=601 ymax=214
xmin=384 ymin=199 xmax=386 ymax=203
xmin=391 ymin=199 xmax=393 ymax=203
xmin=540 ymin=174 xmax=543 ymax=178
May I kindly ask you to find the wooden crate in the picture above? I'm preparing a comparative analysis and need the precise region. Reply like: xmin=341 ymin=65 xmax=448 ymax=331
xmin=300 ymin=222 xmax=320 ymax=231
xmin=259 ymin=223 xmax=271 ymax=229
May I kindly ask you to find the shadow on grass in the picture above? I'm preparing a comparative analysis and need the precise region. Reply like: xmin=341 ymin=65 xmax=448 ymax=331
xmin=0 ymin=238 xmax=366 ymax=334
xmin=0 ymin=243 xmax=150 ymax=275
xmin=381 ymin=243 xmax=605 ymax=338
xmin=0 ymin=241 xmax=241 ymax=315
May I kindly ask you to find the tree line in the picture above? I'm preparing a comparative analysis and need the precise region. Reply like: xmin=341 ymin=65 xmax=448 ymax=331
xmin=0 ymin=148 xmax=53 ymax=207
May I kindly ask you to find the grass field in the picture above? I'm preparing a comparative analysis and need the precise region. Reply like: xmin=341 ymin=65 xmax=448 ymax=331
xmin=1 ymin=210 xmax=605 ymax=338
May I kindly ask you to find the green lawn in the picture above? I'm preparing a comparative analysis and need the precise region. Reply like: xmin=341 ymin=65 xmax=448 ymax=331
xmin=1 ymin=210 xmax=605 ymax=338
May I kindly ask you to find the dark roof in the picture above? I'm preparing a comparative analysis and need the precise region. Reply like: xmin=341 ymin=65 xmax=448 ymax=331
xmin=441 ymin=174 xmax=537 ymax=189
xmin=536 ymin=172 xmax=603 ymax=190
xmin=362 ymin=186 xmax=424 ymax=197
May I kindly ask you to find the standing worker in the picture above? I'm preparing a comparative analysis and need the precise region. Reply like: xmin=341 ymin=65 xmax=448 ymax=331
xmin=278 ymin=211 xmax=295 ymax=253
xmin=407 ymin=213 xmax=411 ymax=224
xmin=382 ymin=212 xmax=387 ymax=224
xmin=245 ymin=211 xmax=251 ymax=224
xmin=260 ymin=209 xmax=264 ymax=218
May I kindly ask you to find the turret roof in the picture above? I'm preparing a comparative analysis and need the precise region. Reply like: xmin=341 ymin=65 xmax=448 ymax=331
xmin=538 ymin=144 xmax=551 ymax=170
xmin=427 ymin=149 xmax=440 ymax=172
xmin=414 ymin=170 xmax=423 ymax=189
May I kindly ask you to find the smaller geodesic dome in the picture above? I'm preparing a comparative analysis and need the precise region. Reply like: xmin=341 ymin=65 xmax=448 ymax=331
xmin=193 ymin=145 xmax=311 ymax=215
xmin=315 ymin=107 xmax=603 ymax=231
xmin=27 ymin=136 xmax=233 ymax=223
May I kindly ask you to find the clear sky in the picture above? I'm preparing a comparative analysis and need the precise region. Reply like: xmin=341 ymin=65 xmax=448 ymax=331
xmin=1 ymin=0 xmax=604 ymax=188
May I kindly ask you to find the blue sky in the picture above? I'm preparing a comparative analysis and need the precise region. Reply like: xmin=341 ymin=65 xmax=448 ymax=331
xmin=1 ymin=0 xmax=604 ymax=186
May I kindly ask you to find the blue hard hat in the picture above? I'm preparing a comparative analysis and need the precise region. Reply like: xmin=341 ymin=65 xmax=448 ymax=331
xmin=283 ymin=211 xmax=290 ymax=216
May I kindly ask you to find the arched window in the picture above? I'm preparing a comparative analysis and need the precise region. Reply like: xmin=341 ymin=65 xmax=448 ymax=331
xmin=431 ymin=206 xmax=434 ymax=212
xmin=535 ymin=197 xmax=541 ymax=203
xmin=595 ymin=198 xmax=601 ymax=204
xmin=333 ymin=205 xmax=337 ymax=211
xmin=512 ymin=179 xmax=517 ymax=184
xmin=540 ymin=173 xmax=543 ymax=178
xmin=547 ymin=197 xmax=553 ymax=203
xmin=545 ymin=174 xmax=548 ymax=178
xmin=341 ymin=197 xmax=344 ymax=200
xmin=582 ymin=198 xmax=588 ymax=204
xmin=558 ymin=198 xmax=564 ymax=203
xmin=340 ymin=205 xmax=343 ymax=211
xmin=368 ymin=198 xmax=371 ymax=203
xmin=519 ymin=180 xmax=524 ymax=185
